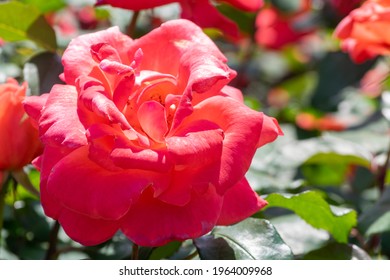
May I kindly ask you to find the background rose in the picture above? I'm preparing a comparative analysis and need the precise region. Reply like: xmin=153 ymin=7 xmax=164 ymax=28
xmin=328 ymin=0 xmax=362 ymax=17
xmin=334 ymin=0 xmax=390 ymax=63
xmin=0 ymin=78 xmax=42 ymax=173
xmin=24 ymin=19 xmax=282 ymax=247
xmin=255 ymin=0 xmax=314 ymax=49
xmin=95 ymin=0 xmax=263 ymax=38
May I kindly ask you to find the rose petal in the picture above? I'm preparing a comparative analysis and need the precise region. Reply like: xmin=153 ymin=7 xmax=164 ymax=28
xmin=62 ymin=26 xmax=132 ymax=85
xmin=113 ymin=75 xmax=135 ymax=111
xmin=47 ymin=146 xmax=163 ymax=220
xmin=135 ymin=72 xmax=178 ymax=106
xmin=169 ymin=88 xmax=194 ymax=132
xmin=77 ymin=77 xmax=131 ymax=129
xmin=23 ymin=94 xmax=49 ymax=124
xmin=192 ymin=85 xmax=244 ymax=105
xmin=121 ymin=185 xmax=223 ymax=247
xmin=0 ymin=83 xmax=41 ymax=170
xmin=220 ymin=85 xmax=244 ymax=102
xmin=111 ymin=146 xmax=173 ymax=173
xmin=166 ymin=120 xmax=223 ymax=168
xmin=38 ymin=85 xmax=87 ymax=148
xmin=128 ymin=19 xmax=234 ymax=92
xmin=257 ymin=115 xmax=284 ymax=148
xmin=156 ymin=163 xmax=218 ymax=206
xmin=38 ymin=146 xmax=75 ymax=219
xmin=59 ymin=208 xmax=119 ymax=246
xmin=90 ymin=42 xmax=121 ymax=63
xmin=137 ymin=100 xmax=168 ymax=143
xmin=217 ymin=177 xmax=267 ymax=225
xmin=177 ymin=96 xmax=281 ymax=195
xmin=158 ymin=122 xmax=223 ymax=206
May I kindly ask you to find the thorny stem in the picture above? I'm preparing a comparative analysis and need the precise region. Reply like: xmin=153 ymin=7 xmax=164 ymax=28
xmin=132 ymin=243 xmax=139 ymax=260
xmin=127 ymin=11 xmax=140 ymax=38
xmin=45 ymin=221 xmax=61 ymax=260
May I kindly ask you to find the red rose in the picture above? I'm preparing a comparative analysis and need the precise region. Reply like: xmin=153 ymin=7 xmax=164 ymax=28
xmin=24 ymin=19 xmax=282 ymax=247
xmin=334 ymin=0 xmax=390 ymax=63
xmin=255 ymin=0 xmax=314 ymax=49
xmin=95 ymin=0 xmax=263 ymax=38
xmin=328 ymin=0 xmax=362 ymax=17
xmin=0 ymin=79 xmax=42 ymax=172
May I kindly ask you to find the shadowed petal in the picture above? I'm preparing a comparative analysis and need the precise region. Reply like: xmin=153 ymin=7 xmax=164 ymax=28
xmin=59 ymin=208 xmax=120 ymax=246
xmin=217 ymin=178 xmax=267 ymax=225
xmin=121 ymin=185 xmax=223 ymax=247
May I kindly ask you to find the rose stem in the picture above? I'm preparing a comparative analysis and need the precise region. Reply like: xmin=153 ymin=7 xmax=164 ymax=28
xmin=45 ymin=221 xmax=60 ymax=260
xmin=127 ymin=11 xmax=140 ymax=37
xmin=376 ymin=138 xmax=390 ymax=194
xmin=0 ymin=173 xmax=9 ymax=244
xmin=131 ymin=243 xmax=139 ymax=260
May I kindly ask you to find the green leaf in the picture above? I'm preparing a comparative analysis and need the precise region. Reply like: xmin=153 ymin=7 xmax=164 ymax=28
xmin=365 ymin=212 xmax=390 ymax=236
xmin=254 ymin=134 xmax=372 ymax=174
xmin=18 ymin=0 xmax=65 ymax=13
xmin=271 ymin=214 xmax=330 ymax=255
xmin=244 ymin=96 xmax=262 ymax=111
xmin=193 ymin=235 xmax=235 ymax=260
xmin=265 ymin=191 xmax=357 ymax=243
xmin=301 ymin=163 xmax=348 ymax=186
xmin=213 ymin=218 xmax=293 ymax=260
xmin=247 ymin=124 xmax=303 ymax=191
xmin=149 ymin=241 xmax=182 ymax=260
xmin=0 ymin=1 xmax=57 ymax=51
xmin=269 ymin=0 xmax=302 ymax=13
xmin=325 ymin=117 xmax=390 ymax=154
xmin=311 ymin=52 xmax=376 ymax=112
xmin=303 ymin=243 xmax=370 ymax=260
xmin=359 ymin=188 xmax=390 ymax=236
xmin=248 ymin=130 xmax=372 ymax=191
xmin=298 ymin=136 xmax=372 ymax=167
